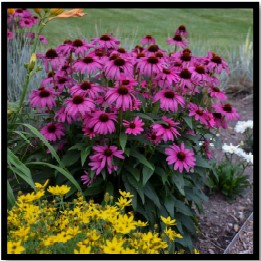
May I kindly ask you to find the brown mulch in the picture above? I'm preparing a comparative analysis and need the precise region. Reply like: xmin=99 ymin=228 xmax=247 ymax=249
xmin=194 ymin=93 xmax=254 ymax=254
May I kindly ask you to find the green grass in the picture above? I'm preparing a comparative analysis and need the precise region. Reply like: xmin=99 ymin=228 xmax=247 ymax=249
xmin=42 ymin=8 xmax=253 ymax=57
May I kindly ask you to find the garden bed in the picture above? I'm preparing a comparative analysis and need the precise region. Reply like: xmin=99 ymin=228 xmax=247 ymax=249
xmin=194 ymin=93 xmax=253 ymax=254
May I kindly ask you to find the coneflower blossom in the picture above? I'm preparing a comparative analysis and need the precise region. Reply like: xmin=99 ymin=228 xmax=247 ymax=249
xmin=154 ymin=67 xmax=180 ymax=88
xmin=89 ymin=145 xmax=124 ymax=175
xmin=208 ymin=86 xmax=227 ymax=101
xmin=30 ymin=86 xmax=58 ymax=109
xmin=40 ymin=122 xmax=65 ymax=142
xmin=70 ymin=81 xmax=102 ymax=99
xmin=53 ymin=72 xmax=75 ymax=91
xmin=73 ymin=55 xmax=103 ymax=75
xmin=175 ymin=24 xmax=188 ymax=38
xmin=144 ymin=44 xmax=166 ymax=57
xmin=7 ymin=29 xmax=13 ymax=39
xmin=87 ymin=111 xmax=117 ymax=135
xmin=206 ymin=52 xmax=229 ymax=75
xmin=64 ymin=95 xmax=95 ymax=118
xmin=190 ymin=64 xmax=209 ymax=84
xmin=56 ymin=39 xmax=73 ymax=56
xmin=71 ymin=38 xmax=94 ymax=57
xmin=39 ymin=34 xmax=48 ymax=45
xmin=154 ymin=89 xmax=185 ymax=112
xmin=105 ymin=85 xmax=138 ymax=111
xmin=166 ymin=34 xmax=188 ymax=49
xmin=141 ymin=34 xmax=156 ymax=46
xmin=212 ymin=113 xmax=228 ymax=129
xmin=170 ymin=50 xmax=194 ymax=67
xmin=188 ymin=103 xmax=209 ymax=127
xmin=123 ymin=116 xmax=144 ymax=135
xmin=135 ymin=56 xmax=164 ymax=77
xmin=14 ymin=8 xmax=32 ymax=17
xmin=152 ymin=116 xmax=180 ymax=142
xmin=165 ymin=142 xmax=196 ymax=173
xmin=81 ymin=171 xmax=94 ymax=185
xmin=212 ymin=103 xmax=240 ymax=121
xmin=91 ymin=33 xmax=120 ymax=49
xmin=54 ymin=107 xmax=73 ymax=124
xmin=104 ymin=57 xmax=133 ymax=80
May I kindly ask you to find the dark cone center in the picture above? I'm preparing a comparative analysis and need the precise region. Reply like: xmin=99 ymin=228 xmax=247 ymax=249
xmin=81 ymin=81 xmax=91 ymax=90
xmin=117 ymin=47 xmax=126 ymax=53
xmin=196 ymin=110 xmax=204 ymax=116
xmin=122 ymin=80 xmax=130 ymax=85
xmin=118 ymin=86 xmax=129 ymax=95
xmin=163 ymin=68 xmax=170 ymax=74
xmin=100 ymin=34 xmax=111 ymax=41
xmin=148 ymin=45 xmax=159 ymax=52
xmin=114 ymin=58 xmax=125 ymax=66
xmin=164 ymin=91 xmax=175 ymax=99
xmin=99 ymin=114 xmax=109 ymax=122
xmin=223 ymin=103 xmax=232 ymax=112
xmin=211 ymin=55 xmax=222 ymax=64
xmin=48 ymin=124 xmax=56 ymax=133
xmin=58 ymin=78 xmax=67 ymax=84
xmin=64 ymin=39 xmax=72 ymax=45
xmin=162 ymin=124 xmax=170 ymax=129
xmin=146 ymin=34 xmax=152 ymax=39
xmin=73 ymin=95 xmax=84 ymax=104
xmin=212 ymin=87 xmax=220 ymax=92
xmin=173 ymin=34 xmax=182 ymax=41
xmin=72 ymin=39 xmax=83 ymax=47
xmin=195 ymin=65 xmax=205 ymax=74
xmin=83 ymin=56 xmax=94 ymax=64
xmin=177 ymin=152 xmax=186 ymax=161
xmin=147 ymin=56 xmax=159 ymax=64
xmin=178 ymin=25 xmax=186 ymax=31
xmin=129 ymin=123 xmax=136 ymax=129
xmin=39 ymin=90 xmax=50 ymax=98
xmin=213 ymin=113 xmax=222 ymax=119
xmin=45 ymin=49 xmax=58 ymax=59
xmin=181 ymin=53 xmax=191 ymax=62
xmin=180 ymin=69 xmax=191 ymax=79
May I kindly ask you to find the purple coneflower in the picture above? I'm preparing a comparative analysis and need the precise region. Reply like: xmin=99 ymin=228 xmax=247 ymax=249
xmin=166 ymin=33 xmax=188 ymax=49
xmin=154 ymin=67 xmax=180 ymax=88
xmin=40 ymin=122 xmax=65 ymax=142
xmin=206 ymin=52 xmax=229 ymax=75
xmin=123 ymin=116 xmax=144 ymax=135
xmin=71 ymin=38 xmax=94 ymax=57
xmin=153 ymin=89 xmax=185 ymax=112
xmin=7 ymin=29 xmax=13 ymax=40
xmin=208 ymin=86 xmax=227 ymax=101
xmin=54 ymin=107 xmax=73 ymax=124
xmin=188 ymin=103 xmax=209 ymax=127
xmin=152 ymin=116 xmax=180 ymax=142
xmin=165 ymin=142 xmax=196 ymax=173
xmin=212 ymin=103 xmax=240 ymax=121
xmin=89 ymin=145 xmax=124 ymax=175
xmin=70 ymin=80 xmax=102 ymax=99
xmin=56 ymin=39 xmax=73 ymax=56
xmin=141 ymin=34 xmax=156 ymax=46
xmin=81 ymin=171 xmax=94 ymax=185
xmin=73 ymin=55 xmax=103 ymax=75
xmin=212 ymin=113 xmax=228 ymax=129
xmin=175 ymin=24 xmax=188 ymax=38
xmin=39 ymin=34 xmax=48 ymax=45
xmin=91 ymin=33 xmax=120 ymax=49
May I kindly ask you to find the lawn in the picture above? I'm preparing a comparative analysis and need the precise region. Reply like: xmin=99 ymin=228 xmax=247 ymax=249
xmin=42 ymin=8 xmax=253 ymax=56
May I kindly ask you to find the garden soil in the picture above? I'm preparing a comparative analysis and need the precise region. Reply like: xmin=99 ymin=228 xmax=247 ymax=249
xmin=194 ymin=93 xmax=254 ymax=254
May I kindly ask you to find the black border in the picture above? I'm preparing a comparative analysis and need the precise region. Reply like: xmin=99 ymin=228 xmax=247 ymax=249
xmin=2 ymin=2 xmax=259 ymax=260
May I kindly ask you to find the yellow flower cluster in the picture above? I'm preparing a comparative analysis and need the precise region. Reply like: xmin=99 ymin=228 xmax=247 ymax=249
xmin=7 ymin=183 xmax=194 ymax=254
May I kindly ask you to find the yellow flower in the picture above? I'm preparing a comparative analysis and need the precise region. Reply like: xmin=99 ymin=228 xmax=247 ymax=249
xmin=115 ymin=196 xmax=132 ymax=209
xmin=7 ymin=8 xmax=15 ymax=15
xmin=67 ymin=226 xmax=80 ymax=236
xmin=74 ymin=245 xmax=91 ymax=254
xmin=11 ymin=226 xmax=30 ymax=241
xmin=119 ymin=189 xmax=134 ymax=198
xmin=17 ymin=191 xmax=44 ymax=203
xmin=135 ymin=220 xmax=148 ymax=227
xmin=47 ymin=185 xmax=70 ymax=196
xmin=164 ymin=227 xmax=183 ymax=241
xmin=55 ymin=231 xmax=73 ymax=243
xmin=87 ymin=230 xmax=100 ymax=241
xmin=35 ymin=179 xmax=49 ymax=191
xmin=194 ymin=248 xmax=200 ymax=254
xmin=49 ymin=8 xmax=87 ymax=20
xmin=103 ymin=237 xmax=124 ymax=254
xmin=160 ymin=216 xmax=176 ymax=226
xmin=7 ymin=241 xmax=25 ymax=254
xmin=121 ymin=248 xmax=137 ymax=254
xmin=113 ymin=214 xmax=136 ymax=234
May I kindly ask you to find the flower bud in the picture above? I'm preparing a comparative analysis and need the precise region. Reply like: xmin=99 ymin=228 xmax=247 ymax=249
xmin=50 ymin=8 xmax=64 ymax=16
xmin=29 ymin=53 xmax=36 ymax=70
xmin=33 ymin=8 xmax=42 ymax=14
xmin=7 ymin=8 xmax=15 ymax=15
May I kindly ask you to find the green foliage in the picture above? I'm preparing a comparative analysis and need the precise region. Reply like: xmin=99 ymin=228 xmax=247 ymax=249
xmin=208 ymin=162 xmax=251 ymax=200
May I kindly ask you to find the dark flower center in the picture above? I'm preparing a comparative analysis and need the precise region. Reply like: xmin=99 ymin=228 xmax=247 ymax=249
xmin=64 ymin=39 xmax=72 ymax=45
xmin=151 ymin=134 xmax=157 ymax=140
xmin=174 ymin=62 xmax=182 ymax=67
xmin=95 ymin=50 xmax=103 ymax=57
xmin=72 ymin=39 xmax=83 ymax=47
xmin=38 ymin=86 xmax=45 ymax=91
xmin=148 ymin=45 xmax=159 ymax=52
xmin=39 ymin=90 xmax=50 ymax=98
xmin=73 ymin=95 xmax=84 ymax=104
xmin=223 ymin=103 xmax=232 ymax=112
xmin=117 ymin=47 xmax=126 ymax=53
xmin=146 ymin=34 xmax=152 ymax=39
xmin=178 ymin=25 xmax=186 ymax=31
xmin=24 ymin=21 xmax=29 ymax=24
xmin=104 ymin=148 xmax=113 ymax=156
xmin=183 ymin=48 xmax=191 ymax=54
xmin=109 ymin=54 xmax=119 ymax=60
xmin=164 ymin=91 xmax=175 ymax=99
xmin=195 ymin=65 xmax=205 ymax=74
xmin=122 ymin=80 xmax=130 ymax=85
xmin=12 ymin=245 xmax=17 ymax=249
xmin=211 ymin=55 xmax=222 ymax=64
xmin=47 ymin=124 xmax=56 ymax=133
xmin=177 ymin=152 xmax=186 ymax=161
xmin=45 ymin=49 xmax=58 ymax=59
xmin=118 ymin=86 xmax=129 ymax=95
xmin=135 ymin=45 xmax=144 ymax=52
xmin=155 ymin=51 xmax=163 ymax=58
xmin=180 ymin=69 xmax=191 ymax=79
xmin=137 ymin=53 xmax=145 ymax=59
xmin=16 ymin=9 xmax=24 ymax=13
xmin=47 ymin=72 xmax=54 ymax=78
xmin=213 ymin=113 xmax=222 ymax=119
xmin=81 ymin=81 xmax=91 ymax=90
xmin=147 ymin=56 xmax=159 ymax=64
xmin=83 ymin=56 xmax=94 ymax=64
xmin=99 ymin=114 xmax=109 ymax=122
xmin=196 ymin=110 xmax=204 ymax=116
xmin=129 ymin=123 xmax=136 ymax=129
xmin=181 ymin=53 xmax=191 ymax=61
xmin=173 ymin=34 xmax=182 ymax=41
xmin=100 ymin=34 xmax=111 ymax=41
xmin=212 ymin=87 xmax=220 ymax=92
xmin=163 ymin=68 xmax=170 ymax=74
xmin=62 ymin=65 xmax=69 ymax=70
xmin=114 ymin=58 xmax=125 ymax=66
xmin=58 ymin=78 xmax=67 ymax=84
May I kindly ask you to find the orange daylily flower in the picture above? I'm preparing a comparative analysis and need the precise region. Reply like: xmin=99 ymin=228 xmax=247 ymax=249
xmin=49 ymin=8 xmax=87 ymax=20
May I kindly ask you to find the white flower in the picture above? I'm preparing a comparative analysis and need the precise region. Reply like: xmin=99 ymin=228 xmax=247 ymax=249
xmin=234 ymin=147 xmax=245 ymax=157
xmin=222 ymin=143 xmax=241 ymax=154
xmin=234 ymin=120 xmax=253 ymax=134
xmin=242 ymin=152 xmax=253 ymax=164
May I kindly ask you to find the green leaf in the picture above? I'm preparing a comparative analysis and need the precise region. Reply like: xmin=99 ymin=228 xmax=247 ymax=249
xmin=81 ymin=147 xmax=91 ymax=166
xmin=124 ymin=182 xmax=138 ymax=210
xmin=13 ymin=131 xmax=32 ymax=146
xmin=163 ymin=195 xmax=175 ymax=217
xmin=125 ymin=166 xmax=140 ymax=182
xmin=174 ymin=199 xmax=194 ymax=216
xmin=135 ymin=113 xmax=155 ymax=123
xmin=155 ymin=167 xmax=168 ymax=185
xmin=8 ymin=149 xmax=35 ymax=190
xmin=27 ymin=162 xmax=82 ymax=194
xmin=171 ymin=171 xmax=185 ymax=196
xmin=130 ymin=149 xmax=154 ymax=171
xmin=84 ymin=185 xmax=104 ymax=196
xmin=126 ymin=172 xmax=144 ymax=204
xmin=144 ymin=182 xmax=161 ymax=209
xmin=184 ymin=116 xmax=193 ymax=129
xmin=119 ymin=133 xmax=128 ymax=152
xmin=7 ymin=181 xmax=16 ymax=210
xmin=61 ymin=150 xmax=80 ymax=167
xmin=105 ymin=181 xmax=114 ymax=197
xmin=195 ymin=155 xmax=210 ymax=168
xmin=142 ymin=166 xmax=154 ymax=186
xmin=22 ymin=123 xmax=64 ymax=168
